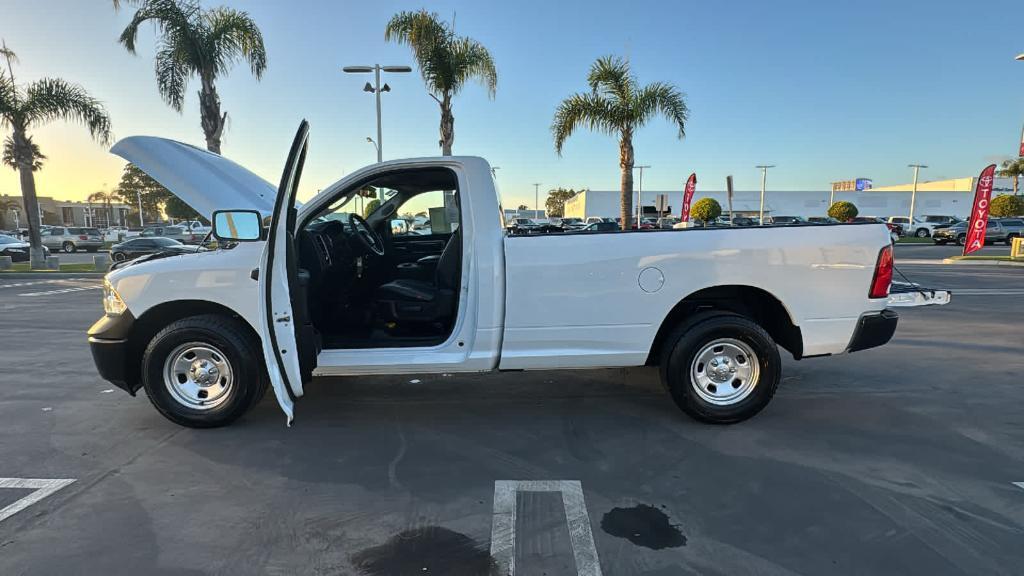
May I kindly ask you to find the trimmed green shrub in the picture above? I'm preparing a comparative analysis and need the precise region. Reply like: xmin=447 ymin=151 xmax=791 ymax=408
xmin=827 ymin=201 xmax=859 ymax=222
xmin=990 ymin=194 xmax=1024 ymax=218
xmin=690 ymin=198 xmax=722 ymax=224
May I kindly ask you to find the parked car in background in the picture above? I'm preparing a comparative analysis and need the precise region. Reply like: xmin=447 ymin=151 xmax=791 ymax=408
xmin=807 ymin=216 xmax=840 ymax=224
xmin=931 ymin=219 xmax=1010 ymax=245
xmin=558 ymin=217 xmax=584 ymax=230
xmin=763 ymin=215 xmax=807 ymax=225
xmin=656 ymin=217 xmax=680 ymax=229
xmin=506 ymin=218 xmax=539 ymax=234
xmin=997 ymin=218 xmax=1024 ymax=242
xmin=921 ymin=215 xmax=962 ymax=227
xmin=41 ymin=226 xmax=104 ymax=253
xmin=110 ymin=237 xmax=206 ymax=262
xmin=853 ymin=217 xmax=901 ymax=241
xmin=575 ymin=221 xmax=619 ymax=232
xmin=140 ymin=225 xmax=204 ymax=245
xmin=887 ymin=216 xmax=939 ymax=238
xmin=0 ymin=234 xmax=50 ymax=262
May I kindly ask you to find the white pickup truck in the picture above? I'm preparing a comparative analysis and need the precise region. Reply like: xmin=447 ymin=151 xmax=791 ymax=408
xmin=88 ymin=122 xmax=948 ymax=428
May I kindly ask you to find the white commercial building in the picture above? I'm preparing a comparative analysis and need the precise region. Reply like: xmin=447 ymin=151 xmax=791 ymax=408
xmin=561 ymin=177 xmax=1018 ymax=221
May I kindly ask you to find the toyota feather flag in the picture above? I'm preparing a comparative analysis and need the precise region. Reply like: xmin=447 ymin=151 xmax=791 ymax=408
xmin=963 ymin=164 xmax=997 ymax=256
xmin=680 ymin=173 xmax=697 ymax=222
xmin=1019 ymin=124 xmax=1024 ymax=157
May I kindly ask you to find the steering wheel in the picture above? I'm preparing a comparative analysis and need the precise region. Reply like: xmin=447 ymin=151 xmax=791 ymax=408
xmin=347 ymin=213 xmax=385 ymax=256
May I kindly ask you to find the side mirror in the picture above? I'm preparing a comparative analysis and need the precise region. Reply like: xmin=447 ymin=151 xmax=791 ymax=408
xmin=212 ymin=210 xmax=263 ymax=242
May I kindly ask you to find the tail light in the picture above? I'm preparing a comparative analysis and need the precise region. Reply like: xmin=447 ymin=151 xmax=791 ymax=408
xmin=79 ymin=235 xmax=88 ymax=240
xmin=869 ymin=245 xmax=893 ymax=298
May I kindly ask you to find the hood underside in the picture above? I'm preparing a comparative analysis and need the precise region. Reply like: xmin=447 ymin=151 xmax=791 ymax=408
xmin=111 ymin=136 xmax=277 ymax=220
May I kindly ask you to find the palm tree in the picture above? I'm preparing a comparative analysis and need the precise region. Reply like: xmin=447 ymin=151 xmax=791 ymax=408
xmin=117 ymin=0 xmax=267 ymax=154
xmin=0 ymin=45 xmax=112 ymax=267
xmin=385 ymin=10 xmax=497 ymax=155
xmin=2 ymin=135 xmax=46 ymax=171
xmin=999 ymin=158 xmax=1024 ymax=195
xmin=552 ymin=56 xmax=689 ymax=230
xmin=87 ymin=190 xmax=117 ymax=228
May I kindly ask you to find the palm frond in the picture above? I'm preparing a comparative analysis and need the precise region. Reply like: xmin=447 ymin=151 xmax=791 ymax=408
xmin=587 ymin=55 xmax=632 ymax=101
xmin=205 ymin=7 xmax=268 ymax=79
xmin=632 ymin=81 xmax=689 ymax=138
xmin=119 ymin=0 xmax=199 ymax=56
xmin=551 ymin=92 xmax=619 ymax=156
xmin=0 ymin=74 xmax=20 ymax=128
xmin=449 ymin=37 xmax=497 ymax=98
xmin=153 ymin=44 xmax=188 ymax=111
xmin=2 ymin=135 xmax=46 ymax=171
xmin=22 ymin=78 xmax=113 ymax=145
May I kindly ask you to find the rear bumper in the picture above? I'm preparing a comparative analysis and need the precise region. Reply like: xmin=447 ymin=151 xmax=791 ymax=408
xmin=846 ymin=309 xmax=898 ymax=353
xmin=87 ymin=312 xmax=140 ymax=394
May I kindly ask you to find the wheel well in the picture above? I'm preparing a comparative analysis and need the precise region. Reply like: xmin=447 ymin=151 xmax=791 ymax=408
xmin=124 ymin=301 xmax=260 ymax=389
xmin=647 ymin=285 xmax=803 ymax=364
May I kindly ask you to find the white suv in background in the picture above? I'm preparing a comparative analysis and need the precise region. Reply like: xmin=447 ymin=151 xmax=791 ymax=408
xmin=887 ymin=216 xmax=937 ymax=238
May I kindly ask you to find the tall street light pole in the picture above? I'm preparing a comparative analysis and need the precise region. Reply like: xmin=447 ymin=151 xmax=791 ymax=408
xmin=756 ymin=165 xmax=775 ymax=223
xmin=634 ymin=165 xmax=651 ymax=226
xmin=342 ymin=64 xmax=411 ymax=164
xmin=908 ymin=164 xmax=927 ymax=230
xmin=533 ymin=183 xmax=541 ymax=215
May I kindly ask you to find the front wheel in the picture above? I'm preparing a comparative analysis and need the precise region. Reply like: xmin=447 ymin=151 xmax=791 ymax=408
xmin=141 ymin=314 xmax=266 ymax=428
xmin=956 ymin=234 xmax=966 ymax=246
xmin=112 ymin=251 xmax=127 ymax=262
xmin=660 ymin=313 xmax=781 ymax=424
xmin=915 ymin=228 xmax=930 ymax=238
xmin=62 ymin=242 xmax=76 ymax=253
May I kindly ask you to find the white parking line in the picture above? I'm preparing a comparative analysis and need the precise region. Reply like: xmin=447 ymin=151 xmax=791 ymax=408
xmin=490 ymin=480 xmax=602 ymax=576
xmin=0 ymin=478 xmax=76 ymax=523
xmin=18 ymin=285 xmax=102 ymax=297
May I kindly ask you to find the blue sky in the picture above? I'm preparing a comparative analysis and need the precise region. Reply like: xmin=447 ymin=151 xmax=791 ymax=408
xmin=2 ymin=0 xmax=1023 ymax=207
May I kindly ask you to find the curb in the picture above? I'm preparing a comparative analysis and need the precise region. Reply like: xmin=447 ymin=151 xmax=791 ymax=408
xmin=0 ymin=272 xmax=106 ymax=279
xmin=940 ymin=258 xmax=1024 ymax=267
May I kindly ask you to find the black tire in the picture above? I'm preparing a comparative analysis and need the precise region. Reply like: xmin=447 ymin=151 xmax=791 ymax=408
xmin=141 ymin=314 xmax=266 ymax=428
xmin=112 ymin=252 xmax=127 ymax=262
xmin=659 ymin=312 xmax=781 ymax=424
xmin=956 ymin=234 xmax=966 ymax=246
xmin=62 ymin=241 xmax=75 ymax=253
xmin=915 ymin=228 xmax=929 ymax=238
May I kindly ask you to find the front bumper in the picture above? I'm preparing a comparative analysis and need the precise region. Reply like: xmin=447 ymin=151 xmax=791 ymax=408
xmin=87 ymin=311 xmax=140 ymax=394
xmin=846 ymin=309 xmax=898 ymax=353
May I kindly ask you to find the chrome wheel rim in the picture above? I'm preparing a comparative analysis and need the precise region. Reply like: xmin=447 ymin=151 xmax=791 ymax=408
xmin=163 ymin=342 xmax=234 ymax=410
xmin=690 ymin=338 xmax=760 ymax=406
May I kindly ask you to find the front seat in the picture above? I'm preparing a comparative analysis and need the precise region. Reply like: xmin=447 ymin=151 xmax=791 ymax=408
xmin=375 ymin=231 xmax=460 ymax=323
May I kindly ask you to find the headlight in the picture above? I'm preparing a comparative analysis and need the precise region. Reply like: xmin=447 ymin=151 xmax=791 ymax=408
xmin=103 ymin=279 xmax=127 ymax=315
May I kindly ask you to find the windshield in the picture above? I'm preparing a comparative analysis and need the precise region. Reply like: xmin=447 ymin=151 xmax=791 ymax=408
xmin=0 ymin=235 xmax=19 ymax=244
xmin=152 ymin=238 xmax=183 ymax=247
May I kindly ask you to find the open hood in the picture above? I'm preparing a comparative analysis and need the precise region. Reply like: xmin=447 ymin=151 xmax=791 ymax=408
xmin=111 ymin=136 xmax=277 ymax=219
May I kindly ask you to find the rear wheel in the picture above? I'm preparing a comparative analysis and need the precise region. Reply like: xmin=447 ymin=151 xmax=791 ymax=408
xmin=915 ymin=228 xmax=929 ymax=238
xmin=956 ymin=234 xmax=966 ymax=246
xmin=141 ymin=314 xmax=266 ymax=428
xmin=62 ymin=242 xmax=75 ymax=253
xmin=660 ymin=313 xmax=781 ymax=424
xmin=112 ymin=252 xmax=127 ymax=262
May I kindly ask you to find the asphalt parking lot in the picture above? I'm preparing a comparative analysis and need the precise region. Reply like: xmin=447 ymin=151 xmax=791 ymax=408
xmin=1 ymin=263 xmax=1022 ymax=575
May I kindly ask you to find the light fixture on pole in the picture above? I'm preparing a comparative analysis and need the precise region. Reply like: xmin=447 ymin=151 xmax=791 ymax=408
xmin=756 ymin=165 xmax=775 ymax=223
xmin=1016 ymin=53 xmax=1024 ymax=61
xmin=366 ymin=136 xmax=380 ymax=157
xmin=533 ymin=183 xmax=541 ymax=215
xmin=633 ymin=165 xmax=651 ymax=227
xmin=341 ymin=64 xmax=411 ymax=165
xmin=908 ymin=164 xmax=927 ymax=230
xmin=490 ymin=166 xmax=501 ymax=178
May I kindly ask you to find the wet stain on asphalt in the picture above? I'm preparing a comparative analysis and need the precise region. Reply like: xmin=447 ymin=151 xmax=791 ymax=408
xmin=601 ymin=504 xmax=687 ymax=550
xmin=351 ymin=526 xmax=495 ymax=575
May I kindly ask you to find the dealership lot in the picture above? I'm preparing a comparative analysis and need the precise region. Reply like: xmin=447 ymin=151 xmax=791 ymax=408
xmin=0 ymin=264 xmax=1022 ymax=575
